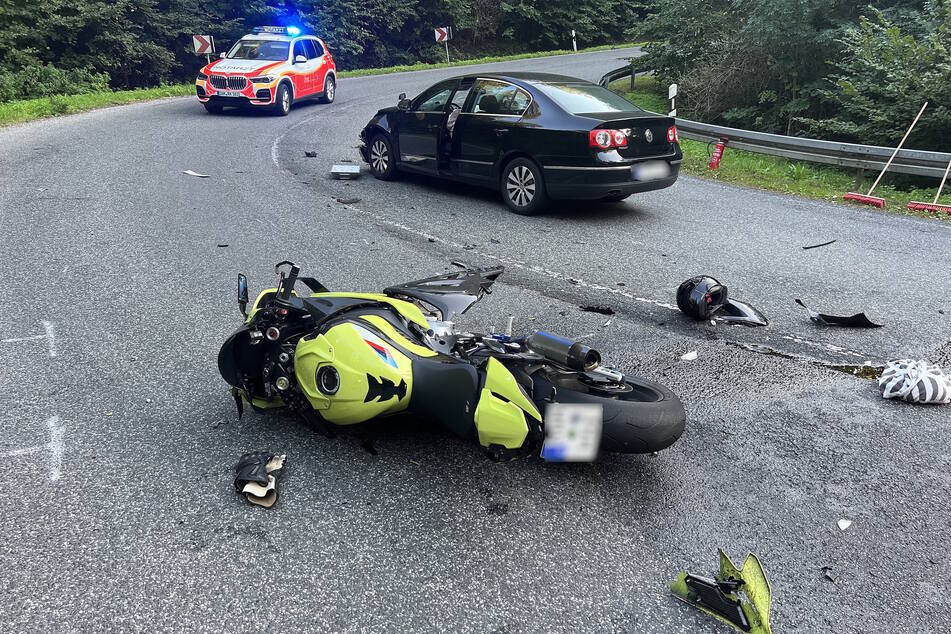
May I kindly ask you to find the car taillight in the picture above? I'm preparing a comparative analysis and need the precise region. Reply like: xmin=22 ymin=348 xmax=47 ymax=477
xmin=668 ymin=125 xmax=679 ymax=143
xmin=589 ymin=129 xmax=628 ymax=150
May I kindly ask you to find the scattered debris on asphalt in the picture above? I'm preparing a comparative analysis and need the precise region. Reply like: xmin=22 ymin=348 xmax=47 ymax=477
xmin=580 ymin=305 xmax=615 ymax=315
xmin=821 ymin=565 xmax=836 ymax=582
xmin=837 ymin=519 xmax=852 ymax=531
xmin=304 ymin=151 xmax=317 ymax=158
xmin=879 ymin=359 xmax=951 ymax=404
xmin=216 ymin=244 xmax=228 ymax=248
xmin=681 ymin=350 xmax=698 ymax=361
xmin=183 ymin=170 xmax=209 ymax=178
xmin=427 ymin=237 xmax=436 ymax=242
xmin=802 ymin=239 xmax=837 ymax=250
xmin=234 ymin=452 xmax=286 ymax=509
xmin=335 ymin=197 xmax=361 ymax=205
xmin=677 ymin=276 xmax=768 ymax=326
xmin=330 ymin=164 xmax=361 ymax=179
xmin=602 ymin=319 xmax=612 ymax=328
xmin=490 ymin=238 xmax=501 ymax=244
xmin=671 ymin=549 xmax=772 ymax=634
xmin=795 ymin=299 xmax=882 ymax=328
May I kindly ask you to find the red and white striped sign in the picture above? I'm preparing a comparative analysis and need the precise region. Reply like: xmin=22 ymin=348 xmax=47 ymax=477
xmin=434 ymin=27 xmax=452 ymax=43
xmin=192 ymin=35 xmax=214 ymax=55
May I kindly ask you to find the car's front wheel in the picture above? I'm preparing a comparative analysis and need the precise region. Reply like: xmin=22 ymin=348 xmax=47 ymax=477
xmin=368 ymin=134 xmax=397 ymax=180
xmin=319 ymin=76 xmax=335 ymax=104
xmin=272 ymin=83 xmax=292 ymax=116
xmin=501 ymin=158 xmax=548 ymax=215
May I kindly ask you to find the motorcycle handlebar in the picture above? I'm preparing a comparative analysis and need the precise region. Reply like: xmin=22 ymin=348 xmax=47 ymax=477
xmin=274 ymin=261 xmax=301 ymax=302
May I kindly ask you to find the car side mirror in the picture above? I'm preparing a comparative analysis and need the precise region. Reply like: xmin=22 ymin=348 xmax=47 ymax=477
xmin=294 ymin=55 xmax=307 ymax=64
xmin=219 ymin=52 xmax=226 ymax=59
xmin=398 ymin=97 xmax=411 ymax=111
xmin=237 ymin=273 xmax=249 ymax=317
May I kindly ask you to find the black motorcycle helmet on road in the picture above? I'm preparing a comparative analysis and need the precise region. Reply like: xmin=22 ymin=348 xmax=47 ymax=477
xmin=677 ymin=276 xmax=729 ymax=320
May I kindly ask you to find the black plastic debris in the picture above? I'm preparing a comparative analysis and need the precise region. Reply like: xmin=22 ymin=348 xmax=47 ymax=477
xmin=304 ymin=151 xmax=317 ymax=158
xmin=216 ymin=244 xmax=229 ymax=248
xmin=335 ymin=197 xmax=361 ymax=205
xmin=802 ymin=239 xmax=837 ymax=250
xmin=580 ymin=305 xmax=615 ymax=315
xmin=795 ymin=299 xmax=882 ymax=328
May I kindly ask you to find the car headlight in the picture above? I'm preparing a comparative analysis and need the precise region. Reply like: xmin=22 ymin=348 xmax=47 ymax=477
xmin=250 ymin=76 xmax=275 ymax=84
xmin=197 ymin=72 xmax=208 ymax=81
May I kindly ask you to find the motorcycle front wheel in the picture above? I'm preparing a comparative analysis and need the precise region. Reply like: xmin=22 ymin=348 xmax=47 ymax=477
xmin=529 ymin=370 xmax=686 ymax=454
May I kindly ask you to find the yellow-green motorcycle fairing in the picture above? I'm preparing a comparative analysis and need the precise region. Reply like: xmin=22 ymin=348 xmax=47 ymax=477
xmin=295 ymin=321 xmax=413 ymax=425
xmin=473 ymin=357 xmax=542 ymax=449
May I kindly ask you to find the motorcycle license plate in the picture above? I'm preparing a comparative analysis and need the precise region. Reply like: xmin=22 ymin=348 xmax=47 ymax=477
xmin=540 ymin=403 xmax=602 ymax=462
xmin=632 ymin=160 xmax=670 ymax=181
xmin=217 ymin=90 xmax=243 ymax=98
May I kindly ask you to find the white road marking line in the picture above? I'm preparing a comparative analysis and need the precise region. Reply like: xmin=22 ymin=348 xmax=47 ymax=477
xmin=0 ymin=445 xmax=42 ymax=457
xmin=0 ymin=416 xmax=64 ymax=481
xmin=47 ymin=416 xmax=63 ymax=481
xmin=1 ymin=334 xmax=45 ymax=343
xmin=1 ymin=321 xmax=57 ymax=357
xmin=42 ymin=320 xmax=56 ymax=357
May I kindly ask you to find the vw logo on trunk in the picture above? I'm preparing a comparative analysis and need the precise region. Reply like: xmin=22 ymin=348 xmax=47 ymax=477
xmin=645 ymin=129 xmax=654 ymax=143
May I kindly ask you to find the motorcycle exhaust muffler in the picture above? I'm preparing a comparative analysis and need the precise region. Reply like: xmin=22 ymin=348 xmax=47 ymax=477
xmin=526 ymin=331 xmax=601 ymax=371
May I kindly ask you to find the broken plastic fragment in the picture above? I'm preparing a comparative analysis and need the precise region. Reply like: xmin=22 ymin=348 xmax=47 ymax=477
xmin=671 ymin=549 xmax=772 ymax=634
xmin=183 ymin=170 xmax=209 ymax=178
xmin=837 ymin=519 xmax=852 ymax=531
xmin=802 ymin=239 xmax=836 ymax=250
xmin=718 ymin=298 xmax=769 ymax=327
xmin=681 ymin=350 xmax=698 ymax=361
xmin=795 ymin=299 xmax=882 ymax=328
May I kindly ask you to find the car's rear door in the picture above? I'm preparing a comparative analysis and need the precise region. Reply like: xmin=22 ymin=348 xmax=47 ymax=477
xmin=304 ymin=38 xmax=328 ymax=94
xmin=397 ymin=80 xmax=456 ymax=174
xmin=452 ymin=79 xmax=533 ymax=182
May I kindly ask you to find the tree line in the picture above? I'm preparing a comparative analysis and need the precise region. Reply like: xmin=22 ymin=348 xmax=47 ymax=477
xmin=0 ymin=0 xmax=948 ymax=150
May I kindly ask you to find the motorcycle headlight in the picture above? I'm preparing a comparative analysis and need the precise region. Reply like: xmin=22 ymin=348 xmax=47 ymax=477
xmin=250 ymin=76 xmax=275 ymax=84
xmin=197 ymin=72 xmax=208 ymax=81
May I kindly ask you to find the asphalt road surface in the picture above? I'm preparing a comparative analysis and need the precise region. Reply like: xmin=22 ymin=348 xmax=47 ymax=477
xmin=1 ymin=47 xmax=949 ymax=633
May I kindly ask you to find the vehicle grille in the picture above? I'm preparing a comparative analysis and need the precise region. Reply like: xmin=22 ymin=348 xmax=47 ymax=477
xmin=209 ymin=75 xmax=247 ymax=90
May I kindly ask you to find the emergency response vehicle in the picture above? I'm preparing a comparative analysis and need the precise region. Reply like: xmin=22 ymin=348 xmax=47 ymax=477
xmin=195 ymin=26 xmax=337 ymax=116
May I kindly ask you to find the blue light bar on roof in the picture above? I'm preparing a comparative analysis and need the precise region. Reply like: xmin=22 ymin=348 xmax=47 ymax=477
xmin=252 ymin=25 xmax=303 ymax=35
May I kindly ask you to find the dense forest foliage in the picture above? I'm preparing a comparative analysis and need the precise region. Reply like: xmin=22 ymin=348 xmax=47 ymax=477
xmin=0 ymin=0 xmax=947 ymax=149
xmin=636 ymin=0 xmax=950 ymax=149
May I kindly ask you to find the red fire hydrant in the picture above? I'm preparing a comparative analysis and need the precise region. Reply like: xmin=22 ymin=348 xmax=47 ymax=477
xmin=708 ymin=137 xmax=728 ymax=170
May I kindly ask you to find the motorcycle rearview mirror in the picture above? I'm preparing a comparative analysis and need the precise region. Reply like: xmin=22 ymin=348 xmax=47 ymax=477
xmin=237 ymin=273 xmax=249 ymax=317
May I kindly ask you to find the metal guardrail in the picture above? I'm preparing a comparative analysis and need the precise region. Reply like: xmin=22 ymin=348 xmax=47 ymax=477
xmin=600 ymin=66 xmax=951 ymax=180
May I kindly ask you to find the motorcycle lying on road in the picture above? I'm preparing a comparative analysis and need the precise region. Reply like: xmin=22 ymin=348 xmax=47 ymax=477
xmin=217 ymin=262 xmax=685 ymax=460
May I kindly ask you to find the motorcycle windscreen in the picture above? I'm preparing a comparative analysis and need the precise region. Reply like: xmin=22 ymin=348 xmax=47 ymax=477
xmin=382 ymin=265 xmax=504 ymax=321
xmin=717 ymin=299 xmax=768 ymax=327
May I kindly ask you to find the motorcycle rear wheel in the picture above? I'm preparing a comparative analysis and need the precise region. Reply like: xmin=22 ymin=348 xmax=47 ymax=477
xmin=530 ymin=371 xmax=685 ymax=454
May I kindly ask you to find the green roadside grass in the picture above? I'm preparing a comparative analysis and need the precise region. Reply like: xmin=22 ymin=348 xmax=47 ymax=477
xmin=0 ymin=42 xmax=643 ymax=127
xmin=612 ymin=76 xmax=951 ymax=221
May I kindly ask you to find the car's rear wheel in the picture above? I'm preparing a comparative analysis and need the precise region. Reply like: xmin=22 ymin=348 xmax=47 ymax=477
xmin=319 ymin=76 xmax=335 ymax=104
xmin=368 ymin=134 xmax=397 ymax=180
xmin=272 ymin=83 xmax=292 ymax=116
xmin=501 ymin=158 xmax=548 ymax=215
xmin=203 ymin=103 xmax=223 ymax=114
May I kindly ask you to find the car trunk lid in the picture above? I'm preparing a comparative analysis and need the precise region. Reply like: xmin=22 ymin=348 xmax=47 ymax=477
xmin=583 ymin=112 xmax=676 ymax=159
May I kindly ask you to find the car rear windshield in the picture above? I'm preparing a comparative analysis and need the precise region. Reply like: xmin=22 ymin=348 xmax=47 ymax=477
xmin=533 ymin=83 xmax=641 ymax=114
xmin=227 ymin=40 xmax=289 ymax=61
